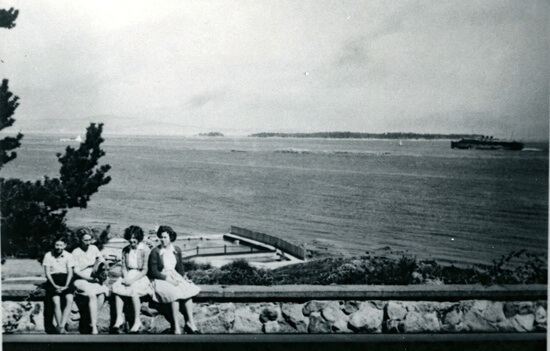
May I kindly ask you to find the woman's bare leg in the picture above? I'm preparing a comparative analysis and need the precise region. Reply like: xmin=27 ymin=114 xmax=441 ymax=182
xmin=52 ymin=295 xmax=62 ymax=329
xmin=181 ymin=298 xmax=197 ymax=331
xmin=88 ymin=294 xmax=99 ymax=334
xmin=113 ymin=295 xmax=125 ymax=327
xmin=59 ymin=294 xmax=74 ymax=332
xmin=129 ymin=295 xmax=142 ymax=331
xmin=170 ymin=301 xmax=181 ymax=334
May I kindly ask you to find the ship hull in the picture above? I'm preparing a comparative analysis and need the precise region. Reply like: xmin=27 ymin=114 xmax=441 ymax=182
xmin=451 ymin=140 xmax=524 ymax=150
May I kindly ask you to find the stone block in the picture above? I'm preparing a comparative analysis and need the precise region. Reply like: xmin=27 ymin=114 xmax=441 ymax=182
xmin=147 ymin=315 xmax=171 ymax=334
xmin=517 ymin=302 xmax=534 ymax=315
xmin=369 ymin=301 xmax=388 ymax=310
xmin=332 ymin=318 xmax=353 ymax=333
xmin=386 ymin=319 xmax=404 ymax=333
xmin=232 ymin=307 xmax=262 ymax=333
xmin=441 ymin=307 xmax=465 ymax=332
xmin=281 ymin=303 xmax=308 ymax=332
xmin=496 ymin=318 xmax=516 ymax=332
xmin=343 ymin=301 xmax=360 ymax=315
xmin=197 ymin=316 xmax=231 ymax=333
xmin=503 ymin=302 xmax=517 ymax=318
xmin=277 ymin=319 xmax=301 ymax=333
xmin=463 ymin=310 xmax=498 ymax=332
xmin=387 ymin=301 xmax=407 ymax=320
xmin=482 ymin=302 xmax=505 ymax=323
xmin=348 ymin=303 xmax=383 ymax=333
xmin=403 ymin=311 xmax=440 ymax=333
xmin=263 ymin=321 xmax=281 ymax=333
xmin=302 ymin=300 xmax=328 ymax=316
xmin=97 ymin=303 xmax=111 ymax=333
xmin=260 ymin=305 xmax=280 ymax=323
xmin=321 ymin=304 xmax=347 ymax=323
xmin=472 ymin=300 xmax=489 ymax=312
xmin=535 ymin=306 xmax=546 ymax=327
xmin=15 ymin=314 xmax=36 ymax=333
xmin=512 ymin=314 xmax=535 ymax=332
xmin=2 ymin=302 xmax=24 ymax=333
xmin=308 ymin=312 xmax=331 ymax=333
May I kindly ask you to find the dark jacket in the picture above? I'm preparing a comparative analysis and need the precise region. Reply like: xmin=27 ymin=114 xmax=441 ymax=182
xmin=147 ymin=245 xmax=184 ymax=280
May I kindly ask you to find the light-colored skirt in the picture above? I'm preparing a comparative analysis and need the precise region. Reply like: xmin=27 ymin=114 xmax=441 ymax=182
xmin=152 ymin=270 xmax=200 ymax=303
xmin=112 ymin=269 xmax=153 ymax=297
xmin=73 ymin=279 xmax=109 ymax=297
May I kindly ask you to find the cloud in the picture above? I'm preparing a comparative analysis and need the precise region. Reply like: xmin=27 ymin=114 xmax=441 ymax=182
xmin=188 ymin=90 xmax=226 ymax=109
xmin=335 ymin=36 xmax=369 ymax=67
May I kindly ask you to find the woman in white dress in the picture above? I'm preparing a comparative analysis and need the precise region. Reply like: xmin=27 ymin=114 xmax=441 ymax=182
xmin=72 ymin=228 xmax=109 ymax=334
xmin=148 ymin=225 xmax=201 ymax=334
xmin=111 ymin=226 xmax=153 ymax=333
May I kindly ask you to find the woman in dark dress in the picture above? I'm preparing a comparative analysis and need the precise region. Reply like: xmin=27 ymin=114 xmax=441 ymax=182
xmin=148 ymin=225 xmax=201 ymax=334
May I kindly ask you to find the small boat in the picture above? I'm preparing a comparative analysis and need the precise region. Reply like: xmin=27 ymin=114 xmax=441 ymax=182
xmin=451 ymin=136 xmax=523 ymax=150
xmin=60 ymin=135 xmax=82 ymax=142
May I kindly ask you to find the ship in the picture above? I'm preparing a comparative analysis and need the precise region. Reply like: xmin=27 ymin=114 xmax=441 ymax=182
xmin=451 ymin=136 xmax=524 ymax=150
xmin=60 ymin=135 xmax=83 ymax=142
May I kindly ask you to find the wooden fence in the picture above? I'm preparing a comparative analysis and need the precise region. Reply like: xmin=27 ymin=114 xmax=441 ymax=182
xmin=229 ymin=226 xmax=307 ymax=260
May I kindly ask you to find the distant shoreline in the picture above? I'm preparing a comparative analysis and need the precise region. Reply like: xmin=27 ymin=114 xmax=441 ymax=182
xmin=249 ymin=132 xmax=482 ymax=140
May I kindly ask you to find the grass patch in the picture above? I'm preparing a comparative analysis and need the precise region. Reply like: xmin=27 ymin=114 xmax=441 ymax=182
xmin=186 ymin=250 xmax=547 ymax=286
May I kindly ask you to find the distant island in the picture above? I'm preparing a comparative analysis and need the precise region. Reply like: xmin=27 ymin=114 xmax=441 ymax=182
xmin=249 ymin=132 xmax=482 ymax=140
xmin=198 ymin=132 xmax=224 ymax=137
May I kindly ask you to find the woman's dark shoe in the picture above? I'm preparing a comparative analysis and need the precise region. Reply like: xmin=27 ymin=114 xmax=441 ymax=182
xmin=110 ymin=324 xmax=122 ymax=334
xmin=184 ymin=324 xmax=202 ymax=334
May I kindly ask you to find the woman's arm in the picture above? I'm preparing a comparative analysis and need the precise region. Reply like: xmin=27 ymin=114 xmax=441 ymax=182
xmin=126 ymin=250 xmax=149 ymax=285
xmin=121 ymin=249 xmax=128 ymax=279
xmin=61 ymin=259 xmax=73 ymax=289
xmin=148 ymin=249 xmax=167 ymax=280
xmin=175 ymin=246 xmax=185 ymax=276
xmin=44 ymin=266 xmax=60 ymax=289
xmin=72 ymin=252 xmax=96 ymax=282
xmin=95 ymin=245 xmax=105 ymax=263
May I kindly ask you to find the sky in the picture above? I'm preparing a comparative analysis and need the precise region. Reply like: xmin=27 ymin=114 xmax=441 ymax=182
xmin=1 ymin=0 xmax=549 ymax=139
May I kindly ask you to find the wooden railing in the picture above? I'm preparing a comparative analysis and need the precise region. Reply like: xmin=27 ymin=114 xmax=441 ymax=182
xmin=180 ymin=244 xmax=274 ymax=258
xmin=229 ymin=226 xmax=307 ymax=260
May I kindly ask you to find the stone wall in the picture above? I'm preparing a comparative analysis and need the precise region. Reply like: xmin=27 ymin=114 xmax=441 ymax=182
xmin=3 ymin=297 xmax=547 ymax=334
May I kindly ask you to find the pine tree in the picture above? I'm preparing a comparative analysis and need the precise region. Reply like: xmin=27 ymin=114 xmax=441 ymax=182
xmin=1 ymin=8 xmax=111 ymax=259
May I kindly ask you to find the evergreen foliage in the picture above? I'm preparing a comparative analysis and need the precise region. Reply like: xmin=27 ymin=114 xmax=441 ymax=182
xmin=0 ymin=7 xmax=18 ymax=29
xmin=1 ymin=8 xmax=111 ymax=259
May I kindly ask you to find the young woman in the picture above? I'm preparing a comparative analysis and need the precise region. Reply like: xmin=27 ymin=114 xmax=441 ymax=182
xmin=42 ymin=235 xmax=75 ymax=334
xmin=111 ymin=225 xmax=153 ymax=333
xmin=148 ymin=225 xmax=201 ymax=334
xmin=72 ymin=228 xmax=109 ymax=334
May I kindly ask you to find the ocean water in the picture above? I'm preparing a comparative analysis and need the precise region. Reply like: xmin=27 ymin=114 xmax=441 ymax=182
xmin=2 ymin=134 xmax=548 ymax=266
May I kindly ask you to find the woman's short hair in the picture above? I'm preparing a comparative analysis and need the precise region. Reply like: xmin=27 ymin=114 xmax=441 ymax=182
xmin=157 ymin=225 xmax=177 ymax=242
xmin=76 ymin=227 xmax=93 ymax=240
xmin=124 ymin=225 xmax=144 ymax=242
xmin=54 ymin=234 xmax=68 ymax=244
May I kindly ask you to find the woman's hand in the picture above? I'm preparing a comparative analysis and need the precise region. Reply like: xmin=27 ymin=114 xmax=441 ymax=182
xmin=167 ymin=277 xmax=179 ymax=286
xmin=122 ymin=278 xmax=133 ymax=286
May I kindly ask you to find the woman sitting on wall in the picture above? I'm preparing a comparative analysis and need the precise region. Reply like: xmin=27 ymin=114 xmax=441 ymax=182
xmin=148 ymin=225 xmax=201 ymax=334
xmin=42 ymin=235 xmax=75 ymax=334
xmin=111 ymin=225 xmax=153 ymax=333
xmin=72 ymin=228 xmax=109 ymax=334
